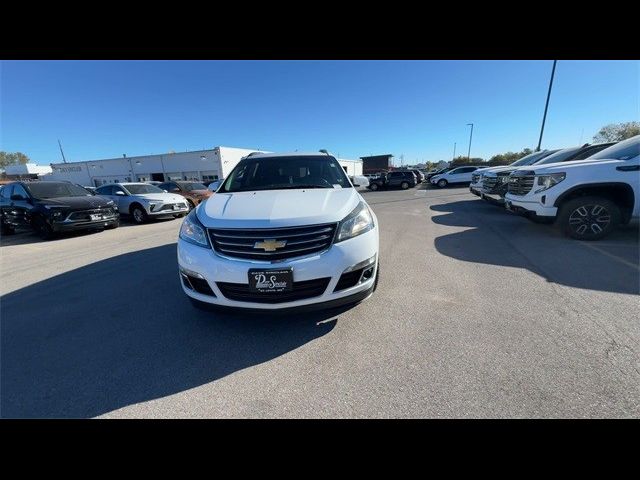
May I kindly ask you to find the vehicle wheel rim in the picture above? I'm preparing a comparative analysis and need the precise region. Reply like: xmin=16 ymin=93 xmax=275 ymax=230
xmin=402 ymin=183 xmax=408 ymax=189
xmin=568 ymin=204 xmax=610 ymax=236
xmin=134 ymin=209 xmax=144 ymax=222
xmin=438 ymin=180 xmax=446 ymax=187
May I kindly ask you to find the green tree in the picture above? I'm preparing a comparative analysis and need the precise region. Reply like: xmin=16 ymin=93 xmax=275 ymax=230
xmin=0 ymin=151 xmax=30 ymax=169
xmin=593 ymin=122 xmax=640 ymax=142
xmin=451 ymin=156 xmax=484 ymax=167
xmin=487 ymin=148 xmax=533 ymax=166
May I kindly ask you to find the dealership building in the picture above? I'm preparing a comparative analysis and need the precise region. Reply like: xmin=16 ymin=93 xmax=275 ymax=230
xmin=47 ymin=146 xmax=363 ymax=187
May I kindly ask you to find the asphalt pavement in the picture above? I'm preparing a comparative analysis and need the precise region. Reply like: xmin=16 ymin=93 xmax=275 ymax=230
xmin=1 ymin=184 xmax=639 ymax=418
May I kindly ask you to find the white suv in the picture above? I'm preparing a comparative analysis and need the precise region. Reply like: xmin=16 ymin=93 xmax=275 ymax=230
xmin=505 ymin=136 xmax=640 ymax=240
xmin=177 ymin=152 xmax=379 ymax=311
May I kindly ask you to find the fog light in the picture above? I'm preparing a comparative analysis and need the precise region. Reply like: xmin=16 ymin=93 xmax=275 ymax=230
xmin=179 ymin=267 xmax=205 ymax=279
xmin=361 ymin=266 xmax=375 ymax=281
xmin=343 ymin=254 xmax=377 ymax=273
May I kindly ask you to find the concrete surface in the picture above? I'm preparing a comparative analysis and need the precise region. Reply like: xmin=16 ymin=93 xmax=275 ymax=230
xmin=1 ymin=185 xmax=638 ymax=418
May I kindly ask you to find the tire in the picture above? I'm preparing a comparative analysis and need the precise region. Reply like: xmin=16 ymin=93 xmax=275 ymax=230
xmin=437 ymin=179 xmax=448 ymax=188
xmin=105 ymin=219 xmax=120 ymax=229
xmin=187 ymin=199 xmax=196 ymax=211
xmin=557 ymin=196 xmax=620 ymax=241
xmin=370 ymin=183 xmax=379 ymax=191
xmin=1 ymin=217 xmax=15 ymax=236
xmin=400 ymin=182 xmax=409 ymax=190
xmin=32 ymin=216 xmax=54 ymax=240
xmin=130 ymin=205 xmax=148 ymax=224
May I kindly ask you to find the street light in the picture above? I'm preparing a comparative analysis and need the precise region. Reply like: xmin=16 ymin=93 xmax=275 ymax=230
xmin=537 ymin=60 xmax=557 ymax=151
xmin=452 ymin=142 xmax=457 ymax=161
xmin=466 ymin=123 xmax=474 ymax=162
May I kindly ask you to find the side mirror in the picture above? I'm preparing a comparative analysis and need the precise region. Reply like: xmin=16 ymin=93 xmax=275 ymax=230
xmin=115 ymin=191 xmax=125 ymax=196
xmin=10 ymin=194 xmax=26 ymax=201
xmin=163 ymin=189 xmax=168 ymax=193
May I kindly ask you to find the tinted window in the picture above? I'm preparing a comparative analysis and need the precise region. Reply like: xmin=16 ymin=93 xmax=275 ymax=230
xmin=570 ymin=144 xmax=615 ymax=161
xmin=534 ymin=147 xmax=583 ymax=165
xmin=1 ymin=185 xmax=13 ymax=199
xmin=588 ymin=137 xmax=639 ymax=161
xmin=511 ymin=150 xmax=555 ymax=167
xmin=96 ymin=185 xmax=113 ymax=195
xmin=25 ymin=182 xmax=93 ymax=198
xmin=12 ymin=184 xmax=29 ymax=199
xmin=221 ymin=155 xmax=351 ymax=193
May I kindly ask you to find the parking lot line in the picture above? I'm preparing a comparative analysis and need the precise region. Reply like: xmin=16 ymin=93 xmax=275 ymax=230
xmin=578 ymin=241 xmax=640 ymax=272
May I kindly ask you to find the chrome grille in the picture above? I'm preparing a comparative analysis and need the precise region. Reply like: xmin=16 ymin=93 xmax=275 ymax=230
xmin=208 ymin=223 xmax=338 ymax=261
xmin=482 ymin=177 xmax=498 ymax=190
xmin=508 ymin=175 xmax=535 ymax=196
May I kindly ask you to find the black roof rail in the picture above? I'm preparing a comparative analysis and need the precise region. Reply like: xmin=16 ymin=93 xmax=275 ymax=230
xmin=319 ymin=149 xmax=330 ymax=155
xmin=244 ymin=152 xmax=262 ymax=158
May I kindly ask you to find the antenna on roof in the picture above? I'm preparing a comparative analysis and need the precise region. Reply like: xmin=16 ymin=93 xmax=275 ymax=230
xmin=319 ymin=149 xmax=330 ymax=155
xmin=58 ymin=139 xmax=68 ymax=163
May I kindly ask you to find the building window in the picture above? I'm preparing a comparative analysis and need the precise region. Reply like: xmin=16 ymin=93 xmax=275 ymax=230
xmin=202 ymin=174 xmax=219 ymax=182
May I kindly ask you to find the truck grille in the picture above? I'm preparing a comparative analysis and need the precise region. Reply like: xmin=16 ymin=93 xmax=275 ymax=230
xmin=482 ymin=177 xmax=498 ymax=190
xmin=207 ymin=223 xmax=338 ymax=261
xmin=471 ymin=173 xmax=482 ymax=184
xmin=67 ymin=208 xmax=116 ymax=221
xmin=508 ymin=175 xmax=535 ymax=196
xmin=216 ymin=277 xmax=331 ymax=303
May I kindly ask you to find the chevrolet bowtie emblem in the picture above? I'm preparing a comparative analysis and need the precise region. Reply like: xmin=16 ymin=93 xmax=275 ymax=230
xmin=254 ymin=239 xmax=287 ymax=252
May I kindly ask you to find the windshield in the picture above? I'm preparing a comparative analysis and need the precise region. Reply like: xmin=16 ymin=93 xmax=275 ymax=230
xmin=124 ymin=184 xmax=165 ymax=195
xmin=26 ymin=182 xmax=93 ymax=198
xmin=533 ymin=147 xmax=584 ymax=165
xmin=588 ymin=137 xmax=639 ymax=161
xmin=510 ymin=150 xmax=553 ymax=167
xmin=180 ymin=182 xmax=207 ymax=191
xmin=221 ymin=155 xmax=352 ymax=193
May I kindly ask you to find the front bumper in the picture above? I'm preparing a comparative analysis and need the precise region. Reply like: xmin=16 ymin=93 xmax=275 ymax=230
xmin=469 ymin=184 xmax=482 ymax=196
xmin=51 ymin=215 xmax=119 ymax=232
xmin=177 ymin=226 xmax=379 ymax=310
xmin=147 ymin=202 xmax=189 ymax=217
xmin=504 ymin=194 xmax=558 ymax=218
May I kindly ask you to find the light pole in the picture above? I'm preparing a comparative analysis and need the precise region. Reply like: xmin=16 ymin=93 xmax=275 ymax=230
xmin=466 ymin=123 xmax=474 ymax=162
xmin=452 ymin=142 xmax=457 ymax=161
xmin=537 ymin=60 xmax=557 ymax=151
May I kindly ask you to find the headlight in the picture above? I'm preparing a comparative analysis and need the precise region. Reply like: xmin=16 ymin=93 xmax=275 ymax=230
xmin=335 ymin=201 xmax=374 ymax=243
xmin=499 ymin=175 xmax=510 ymax=183
xmin=535 ymin=172 xmax=565 ymax=193
xmin=179 ymin=209 xmax=210 ymax=248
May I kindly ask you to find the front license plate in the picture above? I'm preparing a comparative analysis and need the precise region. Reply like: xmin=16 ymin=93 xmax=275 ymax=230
xmin=90 ymin=214 xmax=103 ymax=221
xmin=248 ymin=269 xmax=293 ymax=293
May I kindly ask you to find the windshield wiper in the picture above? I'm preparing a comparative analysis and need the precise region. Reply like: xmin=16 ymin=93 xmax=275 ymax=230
xmin=274 ymin=184 xmax=332 ymax=189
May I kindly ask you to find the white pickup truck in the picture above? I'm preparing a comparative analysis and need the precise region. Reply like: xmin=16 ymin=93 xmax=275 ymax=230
xmin=505 ymin=136 xmax=640 ymax=240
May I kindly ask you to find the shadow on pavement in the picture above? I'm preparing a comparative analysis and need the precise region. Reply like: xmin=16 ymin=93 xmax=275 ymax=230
xmin=431 ymin=199 xmax=639 ymax=295
xmin=1 ymin=244 xmax=340 ymax=418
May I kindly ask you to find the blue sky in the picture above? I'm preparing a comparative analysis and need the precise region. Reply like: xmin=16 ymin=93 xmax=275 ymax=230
xmin=1 ymin=60 xmax=638 ymax=165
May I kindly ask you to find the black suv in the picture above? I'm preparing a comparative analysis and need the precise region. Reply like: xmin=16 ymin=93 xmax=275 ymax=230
xmin=0 ymin=181 xmax=120 ymax=239
xmin=367 ymin=171 xmax=417 ymax=191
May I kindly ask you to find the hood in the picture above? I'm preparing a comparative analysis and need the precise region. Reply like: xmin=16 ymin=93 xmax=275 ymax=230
xmin=134 ymin=193 xmax=186 ymax=203
xmin=198 ymin=187 xmax=360 ymax=228
xmin=35 ymin=195 xmax=114 ymax=209
xmin=481 ymin=165 xmax=518 ymax=176
xmin=516 ymin=157 xmax=622 ymax=174
xmin=190 ymin=189 xmax=212 ymax=197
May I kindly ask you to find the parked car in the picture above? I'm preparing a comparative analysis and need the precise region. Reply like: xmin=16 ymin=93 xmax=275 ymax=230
xmin=430 ymin=166 xmax=484 ymax=188
xmin=157 ymin=181 xmax=212 ymax=210
xmin=95 ymin=182 xmax=189 ymax=224
xmin=145 ymin=181 xmax=163 ymax=186
xmin=470 ymin=150 xmax=558 ymax=198
xmin=349 ymin=175 xmax=370 ymax=189
xmin=178 ymin=152 xmax=379 ymax=311
xmin=426 ymin=167 xmax=453 ymax=182
xmin=0 ymin=181 xmax=119 ymax=239
xmin=481 ymin=144 xmax=616 ymax=206
xmin=368 ymin=171 xmax=416 ymax=191
xmin=405 ymin=169 xmax=424 ymax=183
xmin=505 ymin=136 xmax=639 ymax=240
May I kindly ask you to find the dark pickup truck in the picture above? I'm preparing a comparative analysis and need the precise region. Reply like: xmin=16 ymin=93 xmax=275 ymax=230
xmin=367 ymin=171 xmax=417 ymax=191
